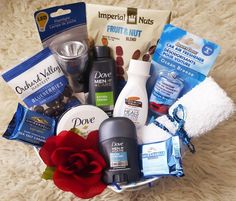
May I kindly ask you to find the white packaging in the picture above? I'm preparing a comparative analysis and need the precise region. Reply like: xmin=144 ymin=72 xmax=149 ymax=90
xmin=57 ymin=105 xmax=109 ymax=136
xmin=113 ymin=60 xmax=151 ymax=128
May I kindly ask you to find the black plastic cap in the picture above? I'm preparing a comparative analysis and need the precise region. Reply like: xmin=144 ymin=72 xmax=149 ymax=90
xmin=94 ymin=46 xmax=110 ymax=58
xmin=103 ymin=168 xmax=140 ymax=184
xmin=99 ymin=117 xmax=137 ymax=142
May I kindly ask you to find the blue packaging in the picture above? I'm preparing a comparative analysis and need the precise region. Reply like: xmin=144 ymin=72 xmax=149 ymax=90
xmin=34 ymin=3 xmax=89 ymax=93
xmin=1 ymin=48 xmax=81 ymax=117
xmin=3 ymin=103 xmax=56 ymax=147
xmin=149 ymin=71 xmax=184 ymax=114
xmin=1 ymin=48 xmax=67 ymax=108
xmin=147 ymin=24 xmax=221 ymax=115
xmin=139 ymin=136 xmax=184 ymax=177
xmin=34 ymin=2 xmax=87 ymax=48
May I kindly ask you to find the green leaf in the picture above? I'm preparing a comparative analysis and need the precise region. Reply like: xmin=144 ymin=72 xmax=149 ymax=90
xmin=70 ymin=128 xmax=87 ymax=137
xmin=42 ymin=166 xmax=56 ymax=180
xmin=70 ymin=127 xmax=82 ymax=135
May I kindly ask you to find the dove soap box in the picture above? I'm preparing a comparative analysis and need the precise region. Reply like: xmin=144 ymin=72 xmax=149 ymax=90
xmin=147 ymin=24 xmax=221 ymax=99
xmin=57 ymin=105 xmax=109 ymax=136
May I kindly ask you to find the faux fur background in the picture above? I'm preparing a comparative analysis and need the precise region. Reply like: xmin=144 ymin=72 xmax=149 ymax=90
xmin=0 ymin=0 xmax=236 ymax=200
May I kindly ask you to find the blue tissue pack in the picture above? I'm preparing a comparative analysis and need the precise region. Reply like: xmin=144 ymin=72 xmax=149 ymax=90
xmin=3 ymin=103 xmax=56 ymax=147
xmin=139 ymin=136 xmax=184 ymax=178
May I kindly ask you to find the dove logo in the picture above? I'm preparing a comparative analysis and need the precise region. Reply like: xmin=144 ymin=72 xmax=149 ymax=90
xmin=72 ymin=117 xmax=95 ymax=127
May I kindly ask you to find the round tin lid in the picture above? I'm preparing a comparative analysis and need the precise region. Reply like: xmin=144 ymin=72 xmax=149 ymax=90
xmin=57 ymin=105 xmax=109 ymax=137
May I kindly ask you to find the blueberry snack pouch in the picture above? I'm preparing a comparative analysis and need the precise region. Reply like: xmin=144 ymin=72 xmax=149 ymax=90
xmin=147 ymin=24 xmax=221 ymax=115
xmin=86 ymin=4 xmax=171 ymax=82
xmin=34 ymin=2 xmax=89 ymax=93
xmin=1 ymin=48 xmax=80 ymax=117
xmin=3 ymin=103 xmax=56 ymax=147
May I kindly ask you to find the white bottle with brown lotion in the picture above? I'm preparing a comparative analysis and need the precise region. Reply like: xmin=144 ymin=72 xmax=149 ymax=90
xmin=113 ymin=59 xmax=151 ymax=128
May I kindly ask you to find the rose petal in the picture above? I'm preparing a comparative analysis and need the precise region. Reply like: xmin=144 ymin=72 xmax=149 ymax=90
xmin=73 ymin=161 xmax=86 ymax=172
xmin=73 ymin=171 xmax=101 ymax=185
xmin=82 ymin=149 xmax=107 ymax=168
xmin=86 ymin=130 xmax=100 ymax=151
xmin=57 ymin=154 xmax=88 ymax=174
xmin=53 ymin=170 xmax=106 ymax=199
xmin=39 ymin=131 xmax=102 ymax=167
xmin=75 ymin=180 xmax=106 ymax=199
xmin=39 ymin=136 xmax=57 ymax=166
xmin=69 ymin=152 xmax=89 ymax=166
xmin=39 ymin=131 xmax=76 ymax=166
xmin=51 ymin=147 xmax=76 ymax=166
xmin=57 ymin=164 xmax=74 ymax=175
xmin=56 ymin=131 xmax=88 ymax=150
xmin=88 ymin=161 xmax=103 ymax=174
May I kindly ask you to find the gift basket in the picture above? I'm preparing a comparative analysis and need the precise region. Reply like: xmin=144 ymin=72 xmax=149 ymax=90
xmin=1 ymin=2 xmax=235 ymax=199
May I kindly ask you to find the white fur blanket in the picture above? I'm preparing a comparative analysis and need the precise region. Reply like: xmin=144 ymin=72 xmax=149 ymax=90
xmin=0 ymin=0 xmax=236 ymax=200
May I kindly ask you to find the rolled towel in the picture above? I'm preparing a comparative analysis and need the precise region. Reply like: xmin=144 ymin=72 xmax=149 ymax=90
xmin=139 ymin=77 xmax=235 ymax=144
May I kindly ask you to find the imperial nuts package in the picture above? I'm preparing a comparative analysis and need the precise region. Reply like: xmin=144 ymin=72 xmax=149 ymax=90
xmin=86 ymin=4 xmax=171 ymax=81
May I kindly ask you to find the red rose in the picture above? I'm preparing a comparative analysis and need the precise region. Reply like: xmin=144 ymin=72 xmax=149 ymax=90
xmin=39 ymin=130 xmax=107 ymax=199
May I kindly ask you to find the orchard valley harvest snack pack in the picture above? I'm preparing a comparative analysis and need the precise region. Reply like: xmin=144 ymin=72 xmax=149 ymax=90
xmin=86 ymin=4 xmax=171 ymax=80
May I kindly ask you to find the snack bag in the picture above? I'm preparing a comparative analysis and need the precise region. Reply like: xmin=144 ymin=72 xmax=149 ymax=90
xmin=3 ymin=103 xmax=56 ymax=147
xmin=1 ymin=48 xmax=81 ymax=117
xmin=34 ymin=2 xmax=89 ymax=93
xmin=86 ymin=4 xmax=171 ymax=81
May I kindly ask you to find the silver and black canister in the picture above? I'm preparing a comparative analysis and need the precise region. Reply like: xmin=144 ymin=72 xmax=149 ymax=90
xmin=99 ymin=117 xmax=140 ymax=184
xmin=54 ymin=41 xmax=88 ymax=92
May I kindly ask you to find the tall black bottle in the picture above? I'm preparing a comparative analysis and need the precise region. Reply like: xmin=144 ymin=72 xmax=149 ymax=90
xmin=89 ymin=46 xmax=116 ymax=117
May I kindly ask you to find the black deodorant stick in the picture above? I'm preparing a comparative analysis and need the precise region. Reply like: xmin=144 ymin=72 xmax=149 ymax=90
xmin=99 ymin=117 xmax=140 ymax=184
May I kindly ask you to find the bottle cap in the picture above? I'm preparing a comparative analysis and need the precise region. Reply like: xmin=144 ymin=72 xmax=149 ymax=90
xmin=94 ymin=46 xmax=111 ymax=58
xmin=127 ymin=59 xmax=151 ymax=76
xmin=169 ymin=71 xmax=177 ymax=79
xmin=99 ymin=117 xmax=137 ymax=142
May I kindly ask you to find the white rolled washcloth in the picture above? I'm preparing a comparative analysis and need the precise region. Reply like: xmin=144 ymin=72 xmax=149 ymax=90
xmin=139 ymin=77 xmax=235 ymax=144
